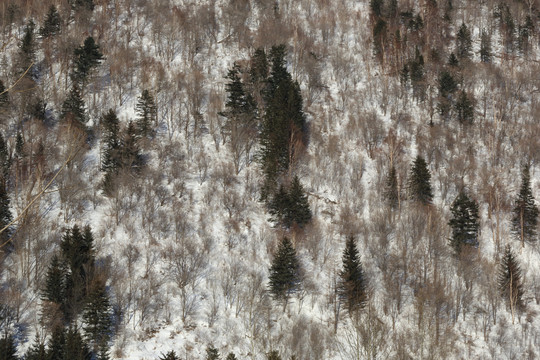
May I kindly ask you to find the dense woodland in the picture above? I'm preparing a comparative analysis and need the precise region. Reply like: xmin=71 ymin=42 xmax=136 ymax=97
xmin=1 ymin=0 xmax=540 ymax=359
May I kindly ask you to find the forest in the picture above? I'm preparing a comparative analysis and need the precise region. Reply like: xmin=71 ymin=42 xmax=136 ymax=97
xmin=1 ymin=0 xmax=540 ymax=359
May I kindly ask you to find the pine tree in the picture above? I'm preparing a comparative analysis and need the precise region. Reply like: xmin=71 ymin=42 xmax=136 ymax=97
xmin=267 ymin=350 xmax=282 ymax=360
xmin=454 ymin=90 xmax=474 ymax=125
xmin=286 ymin=176 xmax=312 ymax=227
xmin=480 ymin=29 xmax=492 ymax=63
xmin=269 ymin=184 xmax=290 ymax=225
xmin=42 ymin=255 xmax=67 ymax=305
xmin=384 ymin=165 xmax=399 ymax=209
xmin=71 ymin=37 xmax=104 ymax=86
xmin=449 ymin=191 xmax=480 ymax=255
xmin=25 ymin=335 xmax=47 ymax=360
xmin=437 ymin=70 xmax=457 ymax=119
xmin=205 ymin=345 xmax=220 ymax=360
xmin=447 ymin=52 xmax=459 ymax=67
xmin=0 ymin=334 xmax=17 ymax=360
xmin=512 ymin=165 xmax=539 ymax=246
xmin=268 ymin=237 xmax=301 ymax=304
xmin=339 ymin=236 xmax=367 ymax=315
xmin=60 ymin=84 xmax=87 ymax=127
xmin=0 ymin=81 xmax=9 ymax=111
xmin=101 ymin=109 xmax=121 ymax=173
xmin=135 ymin=90 xmax=157 ymax=138
xmin=121 ymin=121 xmax=143 ymax=171
xmin=64 ymin=327 xmax=92 ymax=360
xmin=18 ymin=19 xmax=36 ymax=76
xmin=456 ymin=23 xmax=472 ymax=60
xmin=498 ymin=245 xmax=524 ymax=321
xmin=69 ymin=0 xmax=95 ymax=12
xmin=226 ymin=353 xmax=238 ymax=360
xmin=39 ymin=5 xmax=61 ymax=38
xmin=159 ymin=351 xmax=180 ymax=360
xmin=46 ymin=326 xmax=66 ymax=360
xmin=82 ymin=281 xmax=112 ymax=352
xmin=407 ymin=155 xmax=433 ymax=205
xmin=0 ymin=177 xmax=12 ymax=243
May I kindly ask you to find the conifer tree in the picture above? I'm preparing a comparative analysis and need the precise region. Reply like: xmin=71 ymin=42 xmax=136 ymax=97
xmin=384 ymin=165 xmax=399 ymax=209
xmin=205 ymin=345 xmax=220 ymax=360
xmin=226 ymin=353 xmax=238 ymax=360
xmin=269 ymin=184 xmax=290 ymax=225
xmin=25 ymin=335 xmax=47 ymax=360
xmin=159 ymin=351 xmax=180 ymax=360
xmin=83 ymin=281 xmax=112 ymax=352
xmin=480 ymin=29 xmax=492 ymax=63
xmin=268 ymin=237 xmax=301 ymax=305
xmin=447 ymin=52 xmax=459 ymax=67
xmin=18 ymin=19 xmax=36 ymax=76
xmin=449 ymin=191 xmax=480 ymax=255
xmin=266 ymin=350 xmax=282 ymax=360
xmin=60 ymin=84 xmax=87 ymax=127
xmin=0 ymin=334 xmax=17 ymax=360
xmin=121 ymin=122 xmax=143 ymax=171
xmin=64 ymin=327 xmax=92 ymax=360
xmin=71 ymin=37 xmax=104 ymax=86
xmin=0 ymin=81 xmax=9 ymax=111
xmin=0 ymin=178 xmax=12 ymax=243
xmin=454 ymin=90 xmax=474 ymax=125
xmin=512 ymin=165 xmax=538 ymax=247
xmin=39 ymin=5 xmax=61 ymax=38
xmin=438 ymin=70 xmax=457 ymax=119
xmin=42 ymin=255 xmax=67 ymax=305
xmin=286 ymin=176 xmax=312 ymax=227
xmin=339 ymin=236 xmax=367 ymax=315
xmin=69 ymin=0 xmax=95 ymax=12
xmin=47 ymin=326 xmax=66 ymax=360
xmin=498 ymin=245 xmax=524 ymax=321
xmin=249 ymin=47 xmax=269 ymax=113
xmin=135 ymin=90 xmax=157 ymax=138
xmin=101 ymin=109 xmax=121 ymax=173
xmin=407 ymin=155 xmax=433 ymax=205
xmin=456 ymin=23 xmax=472 ymax=60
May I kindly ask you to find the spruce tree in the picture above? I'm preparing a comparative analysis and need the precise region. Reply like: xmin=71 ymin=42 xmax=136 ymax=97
xmin=226 ymin=353 xmax=238 ymax=360
xmin=0 ymin=178 xmax=12 ymax=243
xmin=449 ymin=191 xmax=480 ymax=255
xmin=480 ymin=29 xmax=492 ymax=63
xmin=0 ymin=81 xmax=9 ymax=110
xmin=454 ymin=90 xmax=474 ymax=125
xmin=42 ymin=255 xmax=67 ymax=305
xmin=407 ymin=155 xmax=433 ymax=205
xmin=25 ymin=335 xmax=47 ymax=360
xmin=384 ymin=165 xmax=399 ymax=209
xmin=18 ymin=19 xmax=36 ymax=76
xmin=82 ymin=281 xmax=112 ymax=352
xmin=39 ymin=5 xmax=61 ymax=38
xmin=159 ymin=351 xmax=180 ymax=360
xmin=47 ymin=326 xmax=66 ymax=360
xmin=69 ymin=0 xmax=95 ymax=12
xmin=60 ymin=84 xmax=87 ymax=127
xmin=267 ymin=350 xmax=282 ymax=360
xmin=101 ymin=109 xmax=121 ymax=173
xmin=512 ymin=165 xmax=539 ymax=246
xmin=268 ymin=237 xmax=301 ymax=304
xmin=498 ymin=245 xmax=524 ymax=318
xmin=0 ymin=334 xmax=17 ymax=360
xmin=121 ymin=122 xmax=143 ymax=171
xmin=456 ymin=23 xmax=472 ymax=60
xmin=286 ymin=176 xmax=312 ymax=227
xmin=64 ymin=327 xmax=92 ymax=360
xmin=339 ymin=236 xmax=367 ymax=314
xmin=71 ymin=37 xmax=104 ymax=86
xmin=205 ymin=345 xmax=220 ymax=360
xmin=269 ymin=184 xmax=289 ymax=225
xmin=135 ymin=90 xmax=157 ymax=138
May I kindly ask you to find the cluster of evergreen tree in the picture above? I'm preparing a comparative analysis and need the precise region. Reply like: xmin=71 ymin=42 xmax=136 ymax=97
xmin=268 ymin=176 xmax=311 ymax=228
xmin=448 ymin=191 xmax=480 ymax=255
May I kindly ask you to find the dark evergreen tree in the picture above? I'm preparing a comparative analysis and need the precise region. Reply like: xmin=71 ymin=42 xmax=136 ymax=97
xmin=71 ymin=37 xmax=104 ymax=86
xmin=159 ymin=351 xmax=180 ymax=360
xmin=384 ymin=165 xmax=399 ymax=209
xmin=269 ymin=184 xmax=290 ymax=225
xmin=407 ymin=156 xmax=433 ymax=205
xmin=18 ymin=19 xmax=36 ymax=76
xmin=409 ymin=48 xmax=425 ymax=100
xmin=42 ymin=255 xmax=67 ymax=305
xmin=69 ymin=0 xmax=94 ymax=11
xmin=60 ymin=84 xmax=87 ymax=127
xmin=259 ymin=45 xmax=307 ymax=199
xmin=121 ymin=122 xmax=143 ymax=171
xmin=437 ymin=70 xmax=457 ymax=119
xmin=456 ymin=23 xmax=472 ymax=60
xmin=15 ymin=134 xmax=24 ymax=159
xmin=286 ymin=176 xmax=312 ymax=227
xmin=370 ymin=0 xmax=383 ymax=17
xmin=480 ymin=29 xmax=492 ymax=63
xmin=447 ymin=52 xmax=459 ymax=67
xmin=339 ymin=236 xmax=367 ymax=314
xmin=39 ymin=5 xmax=61 ymax=38
xmin=82 ymin=281 xmax=112 ymax=352
xmin=249 ymin=47 xmax=269 ymax=113
xmin=372 ymin=19 xmax=387 ymax=61
xmin=64 ymin=327 xmax=91 ymax=360
xmin=24 ymin=335 xmax=47 ymax=360
xmin=205 ymin=345 xmax=220 ymax=360
xmin=135 ymin=90 xmax=157 ymax=138
xmin=454 ymin=90 xmax=474 ymax=125
xmin=512 ymin=165 xmax=539 ymax=246
xmin=498 ymin=245 xmax=524 ymax=314
xmin=226 ymin=353 xmax=238 ymax=360
xmin=449 ymin=191 xmax=480 ymax=255
xmin=0 ymin=177 xmax=12 ymax=243
xmin=267 ymin=350 xmax=282 ymax=360
xmin=101 ymin=109 xmax=121 ymax=173
xmin=46 ymin=326 xmax=65 ymax=360
xmin=268 ymin=237 xmax=301 ymax=304
xmin=0 ymin=81 xmax=9 ymax=110
xmin=0 ymin=334 xmax=17 ymax=360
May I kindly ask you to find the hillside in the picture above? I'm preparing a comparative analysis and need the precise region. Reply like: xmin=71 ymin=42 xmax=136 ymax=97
xmin=1 ymin=0 xmax=540 ymax=359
